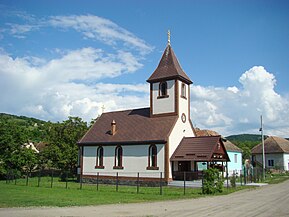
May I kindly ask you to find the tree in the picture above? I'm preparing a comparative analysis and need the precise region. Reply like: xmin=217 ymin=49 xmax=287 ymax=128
xmin=0 ymin=121 xmax=29 ymax=178
xmin=12 ymin=148 xmax=38 ymax=174
xmin=43 ymin=117 xmax=88 ymax=175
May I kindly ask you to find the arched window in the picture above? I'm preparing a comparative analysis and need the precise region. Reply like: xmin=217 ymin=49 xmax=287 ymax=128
xmin=114 ymin=146 xmax=123 ymax=169
xmin=159 ymin=81 xmax=168 ymax=97
xmin=147 ymin=144 xmax=159 ymax=170
xmin=181 ymin=83 xmax=186 ymax=98
xmin=95 ymin=146 xmax=104 ymax=169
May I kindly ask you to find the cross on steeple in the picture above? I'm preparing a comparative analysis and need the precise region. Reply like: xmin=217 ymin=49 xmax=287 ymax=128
xmin=168 ymin=30 xmax=171 ymax=45
xmin=101 ymin=104 xmax=105 ymax=114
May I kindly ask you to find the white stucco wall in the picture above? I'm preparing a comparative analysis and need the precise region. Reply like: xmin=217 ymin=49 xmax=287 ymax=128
xmin=227 ymin=151 xmax=242 ymax=175
xmin=168 ymin=117 xmax=195 ymax=178
xmin=152 ymin=80 xmax=175 ymax=115
xmin=82 ymin=144 xmax=165 ymax=178
xmin=178 ymin=80 xmax=189 ymax=116
xmin=283 ymin=154 xmax=289 ymax=170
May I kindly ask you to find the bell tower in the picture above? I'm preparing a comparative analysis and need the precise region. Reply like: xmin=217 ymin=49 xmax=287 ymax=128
xmin=147 ymin=31 xmax=193 ymax=121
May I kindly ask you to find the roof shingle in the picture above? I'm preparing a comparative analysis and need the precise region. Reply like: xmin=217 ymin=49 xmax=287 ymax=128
xmin=147 ymin=45 xmax=192 ymax=84
xmin=171 ymin=136 xmax=230 ymax=162
xmin=194 ymin=128 xmax=242 ymax=152
xmin=78 ymin=108 xmax=178 ymax=145
xmin=252 ymin=136 xmax=289 ymax=154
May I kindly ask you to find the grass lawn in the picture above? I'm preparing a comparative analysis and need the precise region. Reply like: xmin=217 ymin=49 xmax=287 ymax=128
xmin=0 ymin=177 xmax=248 ymax=208
xmin=264 ymin=174 xmax=289 ymax=184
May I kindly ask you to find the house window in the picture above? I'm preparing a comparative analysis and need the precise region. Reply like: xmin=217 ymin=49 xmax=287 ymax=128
xmin=268 ymin=159 xmax=274 ymax=167
xmin=158 ymin=81 xmax=168 ymax=98
xmin=95 ymin=146 xmax=104 ymax=169
xmin=147 ymin=144 xmax=159 ymax=170
xmin=234 ymin=154 xmax=238 ymax=163
xmin=114 ymin=145 xmax=123 ymax=169
xmin=181 ymin=83 xmax=186 ymax=99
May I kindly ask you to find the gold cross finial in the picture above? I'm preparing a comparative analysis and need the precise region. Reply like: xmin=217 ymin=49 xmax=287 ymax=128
xmin=168 ymin=30 xmax=171 ymax=45
xmin=101 ymin=104 xmax=105 ymax=114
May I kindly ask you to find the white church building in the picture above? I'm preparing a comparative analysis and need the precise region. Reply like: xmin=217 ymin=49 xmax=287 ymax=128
xmin=78 ymin=36 xmax=230 ymax=185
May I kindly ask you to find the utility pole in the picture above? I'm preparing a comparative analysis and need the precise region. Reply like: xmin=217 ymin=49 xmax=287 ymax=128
xmin=260 ymin=115 xmax=265 ymax=180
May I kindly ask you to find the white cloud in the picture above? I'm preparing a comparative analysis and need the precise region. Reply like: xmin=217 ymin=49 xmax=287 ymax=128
xmin=47 ymin=15 xmax=153 ymax=54
xmin=191 ymin=66 xmax=289 ymax=137
xmin=3 ymin=14 xmax=153 ymax=55
xmin=0 ymin=12 xmax=153 ymax=123
xmin=41 ymin=47 xmax=142 ymax=83
xmin=0 ymin=49 xmax=149 ymax=122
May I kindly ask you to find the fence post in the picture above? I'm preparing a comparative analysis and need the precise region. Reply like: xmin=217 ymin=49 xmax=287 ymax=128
xmin=240 ymin=170 xmax=242 ymax=186
xmin=183 ymin=171 xmax=186 ymax=195
xmin=51 ymin=170 xmax=54 ymax=188
xmin=37 ymin=170 xmax=41 ymax=187
xmin=116 ymin=172 xmax=119 ymax=192
xmin=137 ymin=172 xmax=140 ymax=194
xmin=65 ymin=171 xmax=68 ymax=189
xmin=244 ymin=167 xmax=247 ymax=185
xmin=201 ymin=171 xmax=204 ymax=194
xmin=226 ymin=171 xmax=229 ymax=189
xmin=14 ymin=172 xmax=17 ymax=185
xmin=96 ymin=172 xmax=99 ymax=191
xmin=160 ymin=172 xmax=163 ymax=195
xmin=26 ymin=171 xmax=29 ymax=186
xmin=80 ymin=173 xmax=83 ymax=190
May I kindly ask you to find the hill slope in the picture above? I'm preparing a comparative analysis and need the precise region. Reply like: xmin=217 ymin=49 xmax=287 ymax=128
xmin=0 ymin=113 xmax=47 ymax=142
xmin=226 ymin=134 xmax=265 ymax=143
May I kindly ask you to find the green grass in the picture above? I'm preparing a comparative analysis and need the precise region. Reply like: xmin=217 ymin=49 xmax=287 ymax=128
xmin=264 ymin=174 xmax=289 ymax=184
xmin=0 ymin=177 xmax=249 ymax=208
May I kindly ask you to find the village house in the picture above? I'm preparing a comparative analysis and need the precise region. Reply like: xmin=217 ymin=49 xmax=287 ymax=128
xmin=252 ymin=136 xmax=289 ymax=171
xmin=194 ymin=128 xmax=243 ymax=176
xmin=77 ymin=34 xmax=230 ymax=185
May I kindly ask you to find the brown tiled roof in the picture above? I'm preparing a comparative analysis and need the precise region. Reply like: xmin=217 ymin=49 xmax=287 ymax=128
xmin=147 ymin=45 xmax=192 ymax=84
xmin=194 ymin=128 xmax=219 ymax=137
xmin=171 ymin=136 xmax=230 ymax=162
xmin=78 ymin=108 xmax=178 ymax=145
xmin=223 ymin=140 xmax=242 ymax=152
xmin=194 ymin=128 xmax=242 ymax=152
xmin=252 ymin=136 xmax=289 ymax=154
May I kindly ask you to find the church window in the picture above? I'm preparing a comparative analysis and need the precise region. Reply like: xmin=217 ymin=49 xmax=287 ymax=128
xmin=114 ymin=145 xmax=123 ymax=169
xmin=147 ymin=144 xmax=159 ymax=170
xmin=159 ymin=81 xmax=168 ymax=97
xmin=181 ymin=83 xmax=186 ymax=99
xmin=95 ymin=146 xmax=104 ymax=169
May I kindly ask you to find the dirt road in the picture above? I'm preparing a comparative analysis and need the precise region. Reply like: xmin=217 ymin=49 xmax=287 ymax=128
xmin=1 ymin=180 xmax=289 ymax=217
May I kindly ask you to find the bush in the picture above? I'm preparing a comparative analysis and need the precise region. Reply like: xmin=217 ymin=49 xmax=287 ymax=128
xmin=203 ymin=168 xmax=224 ymax=194
xmin=230 ymin=174 xmax=236 ymax=188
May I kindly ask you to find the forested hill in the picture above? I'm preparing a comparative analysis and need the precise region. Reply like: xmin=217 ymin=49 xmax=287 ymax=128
xmin=226 ymin=134 xmax=264 ymax=143
xmin=0 ymin=113 xmax=49 ymax=143
xmin=0 ymin=113 xmax=46 ymax=125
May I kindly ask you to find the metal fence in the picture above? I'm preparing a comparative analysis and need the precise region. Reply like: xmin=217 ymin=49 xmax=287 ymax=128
xmin=3 ymin=168 xmax=267 ymax=195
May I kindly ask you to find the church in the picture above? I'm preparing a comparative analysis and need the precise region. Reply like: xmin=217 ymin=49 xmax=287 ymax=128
xmin=78 ymin=33 xmax=230 ymax=185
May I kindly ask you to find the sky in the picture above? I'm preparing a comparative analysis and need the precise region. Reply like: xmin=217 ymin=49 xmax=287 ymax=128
xmin=0 ymin=0 xmax=289 ymax=137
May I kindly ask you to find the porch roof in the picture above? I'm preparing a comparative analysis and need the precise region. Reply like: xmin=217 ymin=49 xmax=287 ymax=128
xmin=170 ymin=136 xmax=230 ymax=162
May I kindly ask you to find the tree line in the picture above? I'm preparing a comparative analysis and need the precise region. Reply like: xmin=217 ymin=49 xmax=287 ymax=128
xmin=0 ymin=115 xmax=89 ymax=179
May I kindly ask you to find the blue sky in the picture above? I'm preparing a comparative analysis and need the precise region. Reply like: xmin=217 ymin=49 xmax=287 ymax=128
xmin=0 ymin=0 xmax=289 ymax=137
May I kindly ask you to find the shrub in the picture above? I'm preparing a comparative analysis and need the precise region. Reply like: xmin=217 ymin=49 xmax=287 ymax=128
xmin=230 ymin=174 xmax=236 ymax=188
xmin=202 ymin=168 xmax=224 ymax=194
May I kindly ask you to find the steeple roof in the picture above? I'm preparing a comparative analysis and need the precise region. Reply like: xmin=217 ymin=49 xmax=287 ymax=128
xmin=147 ymin=44 xmax=192 ymax=84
